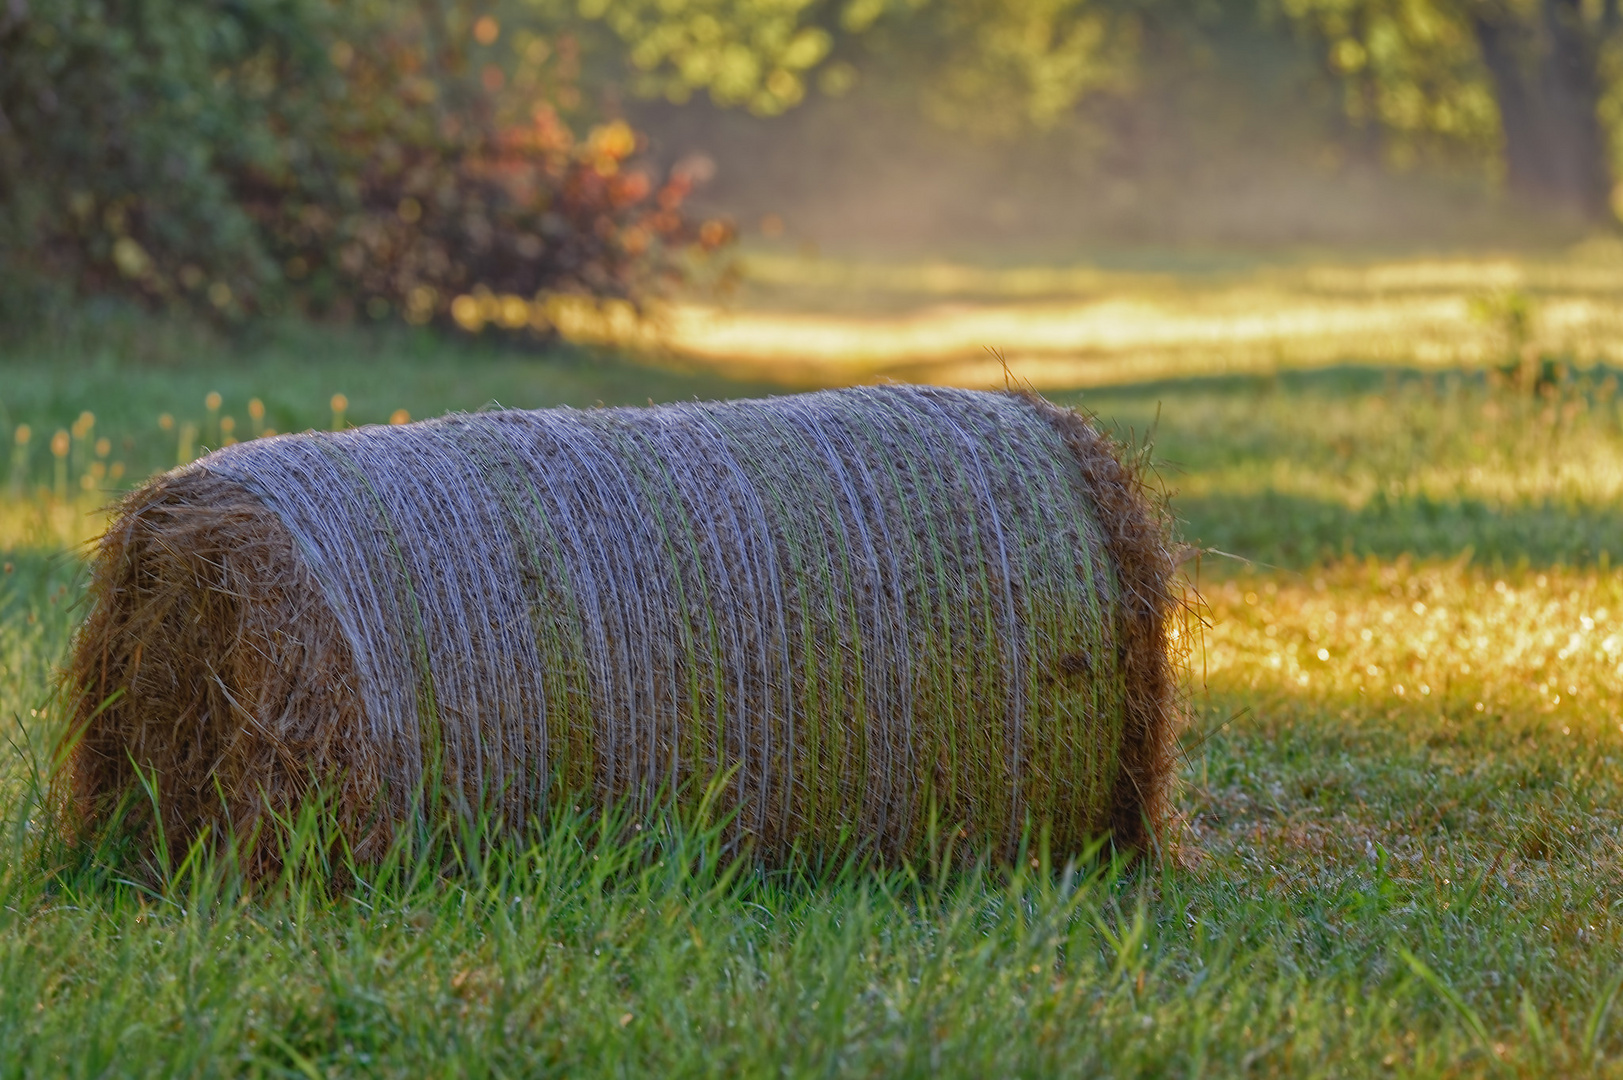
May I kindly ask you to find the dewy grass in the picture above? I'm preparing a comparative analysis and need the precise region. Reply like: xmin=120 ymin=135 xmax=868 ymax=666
xmin=8 ymin=578 xmax=1623 ymax=1075
xmin=11 ymin=337 xmax=1623 ymax=1074
xmin=61 ymin=386 xmax=1181 ymax=870
xmin=1195 ymin=560 xmax=1623 ymax=723
xmin=0 ymin=766 xmax=1167 ymax=1078
xmin=1170 ymin=561 xmax=1623 ymax=1074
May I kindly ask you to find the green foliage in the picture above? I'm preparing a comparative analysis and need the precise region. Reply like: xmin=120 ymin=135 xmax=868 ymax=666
xmin=574 ymin=0 xmax=838 ymax=113
xmin=243 ymin=3 xmax=727 ymax=330
xmin=1273 ymin=0 xmax=1623 ymax=218
xmin=0 ymin=0 xmax=719 ymax=330
xmin=573 ymin=0 xmax=1622 ymax=214
xmin=895 ymin=0 xmax=1138 ymax=135
xmin=569 ymin=0 xmax=1137 ymax=132
xmin=0 ymin=0 xmax=335 ymax=317
xmin=1272 ymin=0 xmax=1500 ymax=168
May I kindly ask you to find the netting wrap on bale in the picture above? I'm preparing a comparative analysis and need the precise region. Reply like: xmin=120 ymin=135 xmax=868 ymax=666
xmin=62 ymin=386 xmax=1180 ymax=863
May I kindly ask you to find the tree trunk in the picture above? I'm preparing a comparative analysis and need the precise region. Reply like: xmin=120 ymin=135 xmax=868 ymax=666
xmin=1470 ymin=13 xmax=1547 ymax=200
xmin=1539 ymin=0 xmax=1612 ymax=218
xmin=1469 ymin=0 xmax=1611 ymax=220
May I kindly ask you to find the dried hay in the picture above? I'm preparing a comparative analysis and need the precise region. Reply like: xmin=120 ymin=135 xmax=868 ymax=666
xmin=60 ymin=385 xmax=1181 ymax=865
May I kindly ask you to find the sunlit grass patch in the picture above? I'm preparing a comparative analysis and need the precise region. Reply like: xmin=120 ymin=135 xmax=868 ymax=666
xmin=0 ymin=496 xmax=106 ymax=553
xmin=1176 ymin=391 xmax=1623 ymax=513
xmin=1190 ymin=558 xmax=1623 ymax=892
xmin=574 ymin=291 xmax=1517 ymax=387
xmin=1199 ymin=560 xmax=1623 ymax=724
xmin=1169 ymin=560 xmax=1623 ymax=1073
xmin=549 ymin=246 xmax=1623 ymax=389
xmin=736 ymin=245 xmax=1623 ymax=304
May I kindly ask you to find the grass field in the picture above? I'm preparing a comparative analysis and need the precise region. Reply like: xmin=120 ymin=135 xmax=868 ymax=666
xmin=5 ymin=257 xmax=1623 ymax=1075
xmin=567 ymin=242 xmax=1623 ymax=390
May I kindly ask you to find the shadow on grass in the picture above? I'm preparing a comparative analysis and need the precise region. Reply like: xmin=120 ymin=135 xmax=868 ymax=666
xmin=1178 ymin=489 xmax=1623 ymax=570
xmin=1181 ymin=490 xmax=1623 ymax=571
xmin=1077 ymin=359 xmax=1563 ymax=402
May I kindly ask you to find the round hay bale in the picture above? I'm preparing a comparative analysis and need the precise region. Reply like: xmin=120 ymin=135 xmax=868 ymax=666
xmin=60 ymin=386 xmax=1180 ymax=864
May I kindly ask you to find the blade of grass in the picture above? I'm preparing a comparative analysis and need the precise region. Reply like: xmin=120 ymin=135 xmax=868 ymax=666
xmin=1399 ymin=947 xmax=1501 ymax=1070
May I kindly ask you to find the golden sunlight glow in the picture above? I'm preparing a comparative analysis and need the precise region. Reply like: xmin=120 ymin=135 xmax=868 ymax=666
xmin=527 ymin=249 xmax=1623 ymax=389
xmin=1198 ymin=562 xmax=1623 ymax=728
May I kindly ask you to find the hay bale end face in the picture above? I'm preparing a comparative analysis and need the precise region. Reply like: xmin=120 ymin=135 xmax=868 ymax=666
xmin=62 ymin=386 xmax=1179 ymax=863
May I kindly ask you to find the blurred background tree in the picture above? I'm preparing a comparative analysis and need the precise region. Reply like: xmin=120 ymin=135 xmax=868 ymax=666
xmin=1 ymin=0 xmax=1619 ymax=334
xmin=0 ymin=0 xmax=334 ymax=319
xmin=575 ymin=0 xmax=1623 ymax=225
xmin=1280 ymin=0 xmax=1619 ymax=221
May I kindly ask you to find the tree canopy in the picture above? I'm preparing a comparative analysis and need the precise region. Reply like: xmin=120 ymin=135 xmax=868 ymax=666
xmin=568 ymin=0 xmax=1623 ymax=219
xmin=1 ymin=0 xmax=1617 ymax=329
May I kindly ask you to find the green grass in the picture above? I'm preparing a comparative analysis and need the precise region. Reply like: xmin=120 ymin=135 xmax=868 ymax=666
xmin=0 ymin=318 xmax=774 ymax=489
xmin=5 ymin=317 xmax=1623 ymax=1075
xmin=1076 ymin=366 xmax=1623 ymax=569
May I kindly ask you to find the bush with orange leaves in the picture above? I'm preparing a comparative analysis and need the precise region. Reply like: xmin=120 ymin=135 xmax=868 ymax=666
xmin=234 ymin=6 xmax=734 ymax=335
xmin=244 ymin=30 xmax=733 ymax=335
xmin=1 ymin=0 xmax=729 ymax=334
